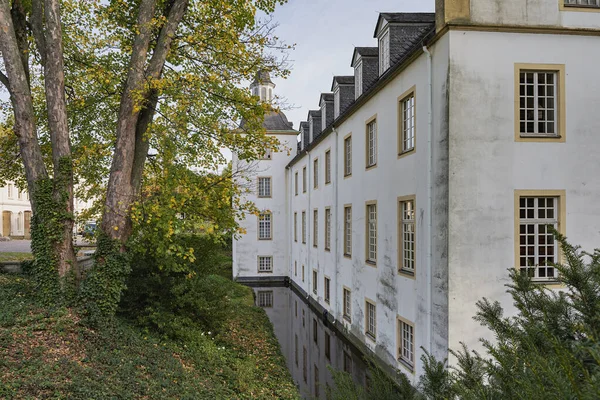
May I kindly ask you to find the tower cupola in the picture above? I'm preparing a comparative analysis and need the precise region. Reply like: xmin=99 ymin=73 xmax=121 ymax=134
xmin=250 ymin=70 xmax=276 ymax=102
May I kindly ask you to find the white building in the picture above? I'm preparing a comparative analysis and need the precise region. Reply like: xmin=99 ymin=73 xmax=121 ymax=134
xmin=234 ymin=0 xmax=600 ymax=384
xmin=0 ymin=182 xmax=32 ymax=238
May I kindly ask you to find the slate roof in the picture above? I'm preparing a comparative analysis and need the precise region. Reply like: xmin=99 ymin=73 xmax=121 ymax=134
xmin=252 ymin=70 xmax=273 ymax=85
xmin=319 ymin=93 xmax=334 ymax=103
xmin=240 ymin=110 xmax=294 ymax=132
xmin=331 ymin=76 xmax=354 ymax=90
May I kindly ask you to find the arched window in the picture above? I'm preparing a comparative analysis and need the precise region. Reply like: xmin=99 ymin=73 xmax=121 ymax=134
xmin=261 ymin=87 xmax=266 ymax=101
xmin=268 ymin=88 xmax=272 ymax=101
xmin=17 ymin=212 xmax=22 ymax=232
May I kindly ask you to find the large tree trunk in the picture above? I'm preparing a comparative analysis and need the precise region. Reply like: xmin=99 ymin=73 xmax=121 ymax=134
xmin=42 ymin=0 xmax=77 ymax=281
xmin=102 ymin=0 xmax=188 ymax=246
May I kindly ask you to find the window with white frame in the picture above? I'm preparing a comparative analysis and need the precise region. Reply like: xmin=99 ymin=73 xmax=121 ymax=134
xmin=400 ymin=199 xmax=415 ymax=274
xmin=17 ymin=189 xmax=22 ymax=200
xmin=564 ymin=0 xmax=600 ymax=7
xmin=334 ymin=88 xmax=340 ymax=119
xmin=302 ymin=166 xmax=307 ymax=192
xmin=294 ymin=212 xmax=298 ymax=242
xmin=302 ymin=211 xmax=306 ymax=244
xmin=312 ymin=270 xmax=318 ymax=295
xmin=258 ymin=256 xmax=273 ymax=273
xmin=344 ymin=206 xmax=352 ymax=255
xmin=519 ymin=70 xmax=558 ymax=136
xmin=324 ymin=276 xmax=330 ymax=304
xmin=366 ymin=300 xmax=376 ymax=338
xmin=321 ymin=103 xmax=327 ymax=130
xmin=366 ymin=119 xmax=377 ymax=167
xmin=355 ymin=61 xmax=363 ymax=99
xmin=325 ymin=150 xmax=331 ymax=184
xmin=344 ymin=136 xmax=352 ymax=176
xmin=343 ymin=288 xmax=351 ymax=321
xmin=366 ymin=203 xmax=377 ymax=264
xmin=313 ymin=158 xmax=319 ymax=189
xmin=325 ymin=208 xmax=331 ymax=250
xmin=398 ymin=319 xmax=414 ymax=368
xmin=519 ymin=196 xmax=560 ymax=280
xmin=313 ymin=209 xmax=318 ymax=247
xmin=401 ymin=93 xmax=415 ymax=152
xmin=258 ymin=212 xmax=272 ymax=240
xmin=309 ymin=117 xmax=314 ymax=141
xmin=379 ymin=30 xmax=390 ymax=74
xmin=7 ymin=184 xmax=13 ymax=198
xmin=257 ymin=177 xmax=271 ymax=198
xmin=295 ymin=172 xmax=298 ymax=196
xmin=257 ymin=290 xmax=273 ymax=307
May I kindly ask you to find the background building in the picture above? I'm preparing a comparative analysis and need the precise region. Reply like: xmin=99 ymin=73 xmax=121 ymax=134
xmin=0 ymin=182 xmax=31 ymax=238
xmin=234 ymin=0 xmax=600 ymax=384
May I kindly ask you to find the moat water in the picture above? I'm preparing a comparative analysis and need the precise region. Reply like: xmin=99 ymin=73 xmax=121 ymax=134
xmin=252 ymin=286 xmax=368 ymax=399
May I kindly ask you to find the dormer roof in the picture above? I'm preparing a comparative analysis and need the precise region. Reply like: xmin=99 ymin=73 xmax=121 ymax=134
xmin=373 ymin=12 xmax=436 ymax=37
xmin=351 ymin=47 xmax=378 ymax=67
xmin=331 ymin=76 xmax=354 ymax=91
xmin=319 ymin=93 xmax=334 ymax=106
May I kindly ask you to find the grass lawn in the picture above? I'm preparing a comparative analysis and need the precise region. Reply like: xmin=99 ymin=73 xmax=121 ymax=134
xmin=0 ymin=252 xmax=33 ymax=262
xmin=0 ymin=273 xmax=298 ymax=399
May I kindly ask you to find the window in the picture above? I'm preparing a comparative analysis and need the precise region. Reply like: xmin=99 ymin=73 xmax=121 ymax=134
xmin=379 ymin=30 xmax=390 ymax=74
xmin=366 ymin=118 xmax=377 ymax=168
xmin=302 ymin=211 xmax=306 ymax=244
xmin=302 ymin=265 xmax=305 ymax=282
xmin=17 ymin=189 xmax=22 ymax=200
xmin=344 ymin=206 xmax=352 ymax=256
xmin=343 ymin=352 xmax=352 ymax=374
xmin=313 ymin=318 xmax=318 ymax=344
xmin=325 ymin=332 xmax=331 ymax=360
xmin=515 ymin=64 xmax=565 ymax=142
xmin=295 ymin=261 xmax=297 ymax=277
xmin=263 ymin=148 xmax=272 ymax=160
xmin=295 ymin=334 xmax=299 ymax=366
xmin=321 ymin=103 xmax=327 ymax=130
xmin=343 ymin=288 xmax=351 ymax=322
xmin=325 ymin=150 xmax=331 ymax=184
xmin=325 ymin=208 xmax=331 ymax=251
xmin=517 ymin=192 xmax=564 ymax=281
xmin=294 ymin=212 xmax=298 ymax=242
xmin=312 ymin=269 xmax=318 ymax=295
xmin=257 ymin=177 xmax=271 ymax=198
xmin=366 ymin=203 xmax=377 ymax=264
xmin=261 ymin=87 xmax=267 ymax=101
xmin=257 ymin=256 xmax=273 ymax=273
xmin=295 ymin=172 xmax=298 ymax=196
xmin=313 ymin=158 xmax=319 ymax=189
xmin=302 ymin=166 xmax=307 ymax=192
xmin=302 ymin=309 xmax=305 ymax=326
xmin=7 ymin=184 xmax=13 ymax=198
xmin=355 ymin=61 xmax=363 ymax=99
xmin=400 ymin=198 xmax=416 ymax=275
xmin=257 ymin=291 xmax=273 ymax=307
xmin=324 ymin=276 xmax=331 ymax=304
xmin=313 ymin=209 xmax=318 ymax=247
xmin=398 ymin=318 xmax=415 ymax=369
xmin=334 ymin=88 xmax=340 ymax=119
xmin=366 ymin=300 xmax=376 ymax=339
xmin=258 ymin=212 xmax=272 ymax=240
xmin=564 ymin=0 xmax=600 ymax=8
xmin=303 ymin=347 xmax=307 ymax=383
xmin=399 ymin=88 xmax=416 ymax=153
xmin=344 ymin=135 xmax=352 ymax=176
xmin=314 ymin=365 xmax=320 ymax=398
xmin=309 ymin=118 xmax=314 ymax=141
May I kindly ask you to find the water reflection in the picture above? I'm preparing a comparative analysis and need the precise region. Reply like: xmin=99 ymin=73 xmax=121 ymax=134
xmin=253 ymin=286 xmax=368 ymax=399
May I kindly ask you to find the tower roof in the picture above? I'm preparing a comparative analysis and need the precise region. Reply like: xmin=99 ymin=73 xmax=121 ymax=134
xmin=252 ymin=70 xmax=274 ymax=86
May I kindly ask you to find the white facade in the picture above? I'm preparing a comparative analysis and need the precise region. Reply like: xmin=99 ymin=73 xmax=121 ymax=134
xmin=0 ymin=182 xmax=32 ymax=238
xmin=234 ymin=1 xmax=600 ymax=384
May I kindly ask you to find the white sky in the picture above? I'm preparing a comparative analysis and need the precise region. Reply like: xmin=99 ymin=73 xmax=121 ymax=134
xmin=269 ymin=0 xmax=435 ymax=129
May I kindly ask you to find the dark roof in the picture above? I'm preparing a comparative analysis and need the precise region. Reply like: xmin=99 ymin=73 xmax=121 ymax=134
xmin=331 ymin=76 xmax=354 ymax=90
xmin=307 ymin=110 xmax=321 ymax=120
xmin=299 ymin=121 xmax=308 ymax=130
xmin=351 ymin=47 xmax=378 ymax=67
xmin=241 ymin=110 xmax=294 ymax=131
xmin=319 ymin=93 xmax=334 ymax=104
xmin=374 ymin=13 xmax=435 ymax=37
xmin=252 ymin=70 xmax=273 ymax=85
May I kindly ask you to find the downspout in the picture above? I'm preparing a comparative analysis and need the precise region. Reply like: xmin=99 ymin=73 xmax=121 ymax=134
xmin=307 ymin=149 xmax=312 ymax=298
xmin=333 ymin=127 xmax=340 ymax=321
xmin=423 ymin=46 xmax=434 ymax=353
xmin=288 ymin=165 xmax=293 ymax=280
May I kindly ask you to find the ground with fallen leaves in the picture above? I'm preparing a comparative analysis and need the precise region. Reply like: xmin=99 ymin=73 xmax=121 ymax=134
xmin=0 ymin=274 xmax=298 ymax=399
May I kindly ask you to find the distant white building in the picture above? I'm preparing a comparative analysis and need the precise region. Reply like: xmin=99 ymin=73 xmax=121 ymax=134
xmin=234 ymin=0 xmax=600 ymax=384
xmin=0 ymin=182 xmax=31 ymax=238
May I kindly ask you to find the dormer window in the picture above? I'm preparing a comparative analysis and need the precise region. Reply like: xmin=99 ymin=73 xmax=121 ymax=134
xmin=355 ymin=61 xmax=363 ymax=99
xmin=379 ymin=30 xmax=390 ymax=74
xmin=334 ymin=88 xmax=340 ymax=119
xmin=309 ymin=118 xmax=314 ymax=141
xmin=321 ymin=103 xmax=326 ymax=130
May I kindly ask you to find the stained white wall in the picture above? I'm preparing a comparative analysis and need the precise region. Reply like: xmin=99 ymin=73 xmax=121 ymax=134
xmin=447 ymin=28 xmax=600 ymax=354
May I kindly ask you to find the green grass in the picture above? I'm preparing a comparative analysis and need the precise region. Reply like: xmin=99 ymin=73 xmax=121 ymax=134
xmin=0 ymin=252 xmax=33 ymax=262
xmin=0 ymin=273 xmax=298 ymax=399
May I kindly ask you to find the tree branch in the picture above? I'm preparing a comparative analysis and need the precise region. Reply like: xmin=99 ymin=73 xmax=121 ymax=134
xmin=0 ymin=70 xmax=9 ymax=92
xmin=31 ymin=0 xmax=47 ymax=66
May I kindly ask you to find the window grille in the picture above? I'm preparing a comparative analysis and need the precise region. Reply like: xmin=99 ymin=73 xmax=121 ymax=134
xmin=519 ymin=71 xmax=558 ymax=136
xmin=325 ymin=208 xmax=331 ymax=250
xmin=564 ymin=0 xmax=600 ymax=7
xmin=313 ymin=210 xmax=318 ymax=247
xmin=401 ymin=200 xmax=415 ymax=273
xmin=258 ymin=256 xmax=273 ymax=273
xmin=366 ymin=301 xmax=376 ymax=338
xmin=399 ymin=320 xmax=414 ymax=367
xmin=402 ymin=94 xmax=415 ymax=151
xmin=367 ymin=120 xmax=377 ymax=167
xmin=344 ymin=136 xmax=352 ymax=176
xmin=257 ymin=291 xmax=273 ymax=307
xmin=343 ymin=288 xmax=351 ymax=321
xmin=367 ymin=204 xmax=377 ymax=263
xmin=258 ymin=212 xmax=271 ymax=240
xmin=344 ymin=206 xmax=352 ymax=255
xmin=257 ymin=177 xmax=271 ymax=198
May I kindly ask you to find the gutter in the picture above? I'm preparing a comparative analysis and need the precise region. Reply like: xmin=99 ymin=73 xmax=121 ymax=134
xmin=333 ymin=127 xmax=340 ymax=321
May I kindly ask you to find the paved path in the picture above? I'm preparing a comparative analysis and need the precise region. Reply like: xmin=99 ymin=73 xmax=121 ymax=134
xmin=0 ymin=238 xmax=95 ymax=254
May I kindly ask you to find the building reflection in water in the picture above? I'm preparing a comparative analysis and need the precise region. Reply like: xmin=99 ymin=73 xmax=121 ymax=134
xmin=253 ymin=286 xmax=368 ymax=399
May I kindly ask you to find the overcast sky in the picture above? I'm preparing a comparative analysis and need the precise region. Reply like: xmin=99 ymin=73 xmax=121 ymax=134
xmin=268 ymin=0 xmax=435 ymax=129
